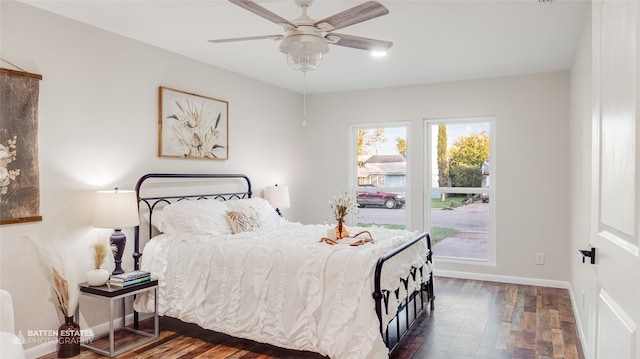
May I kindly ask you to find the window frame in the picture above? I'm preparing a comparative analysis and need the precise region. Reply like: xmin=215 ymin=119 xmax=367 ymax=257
xmin=424 ymin=117 xmax=496 ymax=264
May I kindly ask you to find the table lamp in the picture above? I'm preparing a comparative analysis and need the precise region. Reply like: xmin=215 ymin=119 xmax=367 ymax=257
xmin=93 ymin=188 xmax=139 ymax=275
xmin=264 ymin=184 xmax=290 ymax=216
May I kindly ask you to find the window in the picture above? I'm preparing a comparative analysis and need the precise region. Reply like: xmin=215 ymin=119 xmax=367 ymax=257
xmin=425 ymin=119 xmax=494 ymax=262
xmin=349 ymin=124 xmax=409 ymax=229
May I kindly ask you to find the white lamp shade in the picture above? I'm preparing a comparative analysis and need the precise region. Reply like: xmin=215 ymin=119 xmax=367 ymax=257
xmin=264 ymin=185 xmax=290 ymax=209
xmin=93 ymin=189 xmax=140 ymax=228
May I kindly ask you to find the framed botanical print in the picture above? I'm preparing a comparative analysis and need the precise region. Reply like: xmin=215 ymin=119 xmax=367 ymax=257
xmin=158 ymin=86 xmax=228 ymax=160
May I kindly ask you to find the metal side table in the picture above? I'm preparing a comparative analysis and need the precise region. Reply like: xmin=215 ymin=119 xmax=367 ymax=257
xmin=77 ymin=280 xmax=158 ymax=357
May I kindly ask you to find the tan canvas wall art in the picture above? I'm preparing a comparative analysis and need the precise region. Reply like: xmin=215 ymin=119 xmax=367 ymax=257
xmin=0 ymin=68 xmax=42 ymax=224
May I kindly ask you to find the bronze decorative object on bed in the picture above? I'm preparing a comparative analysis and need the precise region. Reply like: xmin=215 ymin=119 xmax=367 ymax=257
xmin=132 ymin=173 xmax=433 ymax=358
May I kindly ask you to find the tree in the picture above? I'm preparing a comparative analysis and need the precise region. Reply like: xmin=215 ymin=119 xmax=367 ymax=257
xmin=437 ymin=125 xmax=448 ymax=187
xmin=450 ymin=164 xmax=483 ymax=188
xmin=449 ymin=132 xmax=489 ymax=167
xmin=448 ymin=131 xmax=489 ymax=187
xmin=357 ymin=128 xmax=387 ymax=155
xmin=395 ymin=137 xmax=406 ymax=155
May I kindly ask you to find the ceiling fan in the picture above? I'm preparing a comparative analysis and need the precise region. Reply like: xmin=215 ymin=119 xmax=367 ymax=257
xmin=209 ymin=0 xmax=393 ymax=72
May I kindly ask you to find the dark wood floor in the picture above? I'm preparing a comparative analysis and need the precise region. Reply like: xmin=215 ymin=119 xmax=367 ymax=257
xmin=39 ymin=277 xmax=584 ymax=359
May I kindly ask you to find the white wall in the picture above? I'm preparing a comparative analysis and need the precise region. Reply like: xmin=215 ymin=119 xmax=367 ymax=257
xmin=1 ymin=1 xmax=581 ymax=356
xmin=1 ymin=1 xmax=303 ymax=353
xmin=569 ymin=10 xmax=595 ymax=358
xmin=302 ymin=72 xmax=572 ymax=282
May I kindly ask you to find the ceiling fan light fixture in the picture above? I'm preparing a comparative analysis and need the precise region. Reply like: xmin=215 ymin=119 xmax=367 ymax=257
xmin=216 ymin=0 xmax=393 ymax=72
xmin=286 ymin=50 xmax=323 ymax=72
xmin=280 ymin=34 xmax=329 ymax=72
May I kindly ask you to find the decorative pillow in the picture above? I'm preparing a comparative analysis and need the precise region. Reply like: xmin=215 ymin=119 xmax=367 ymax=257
xmin=161 ymin=199 xmax=232 ymax=235
xmin=225 ymin=209 xmax=262 ymax=234
xmin=225 ymin=198 xmax=283 ymax=228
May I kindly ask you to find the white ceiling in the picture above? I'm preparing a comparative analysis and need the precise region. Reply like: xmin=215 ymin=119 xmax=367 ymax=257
xmin=20 ymin=0 xmax=590 ymax=94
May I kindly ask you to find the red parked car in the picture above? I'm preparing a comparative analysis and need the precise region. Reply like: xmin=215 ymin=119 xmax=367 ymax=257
xmin=357 ymin=184 xmax=406 ymax=209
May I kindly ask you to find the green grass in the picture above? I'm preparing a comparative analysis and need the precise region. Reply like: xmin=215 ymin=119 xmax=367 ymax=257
xmin=356 ymin=223 xmax=457 ymax=247
xmin=431 ymin=195 xmax=467 ymax=209
xmin=357 ymin=223 xmax=406 ymax=230
xmin=430 ymin=226 xmax=459 ymax=246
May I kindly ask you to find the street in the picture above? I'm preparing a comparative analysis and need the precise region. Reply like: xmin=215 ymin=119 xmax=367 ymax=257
xmin=357 ymin=202 xmax=490 ymax=260
xmin=356 ymin=206 xmax=405 ymax=225
xmin=357 ymin=202 xmax=489 ymax=232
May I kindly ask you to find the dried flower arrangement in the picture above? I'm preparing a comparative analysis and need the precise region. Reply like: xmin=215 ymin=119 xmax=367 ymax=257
xmin=51 ymin=267 xmax=74 ymax=317
xmin=28 ymin=236 xmax=79 ymax=318
xmin=329 ymin=192 xmax=359 ymax=239
xmin=86 ymin=239 xmax=110 ymax=286
xmin=91 ymin=241 xmax=107 ymax=270
xmin=329 ymin=192 xmax=359 ymax=224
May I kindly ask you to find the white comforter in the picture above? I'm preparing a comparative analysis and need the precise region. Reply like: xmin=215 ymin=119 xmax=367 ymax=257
xmin=134 ymin=222 xmax=428 ymax=359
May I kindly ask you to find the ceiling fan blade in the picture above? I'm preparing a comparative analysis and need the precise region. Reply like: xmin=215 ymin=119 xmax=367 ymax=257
xmin=314 ymin=1 xmax=389 ymax=32
xmin=209 ymin=34 xmax=284 ymax=43
xmin=229 ymin=0 xmax=294 ymax=27
xmin=326 ymin=33 xmax=392 ymax=51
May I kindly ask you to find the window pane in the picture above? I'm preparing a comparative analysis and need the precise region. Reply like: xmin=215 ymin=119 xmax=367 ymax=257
xmin=354 ymin=126 xmax=407 ymax=229
xmin=356 ymin=191 xmax=406 ymax=230
xmin=430 ymin=192 xmax=490 ymax=261
xmin=430 ymin=123 xmax=490 ymax=189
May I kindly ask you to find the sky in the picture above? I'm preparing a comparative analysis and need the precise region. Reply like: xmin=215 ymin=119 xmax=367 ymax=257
xmin=441 ymin=122 xmax=490 ymax=148
xmin=364 ymin=122 xmax=490 ymax=156
xmin=367 ymin=127 xmax=406 ymax=155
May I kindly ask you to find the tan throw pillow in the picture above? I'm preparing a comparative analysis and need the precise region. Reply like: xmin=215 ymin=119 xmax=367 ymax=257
xmin=225 ymin=209 xmax=262 ymax=234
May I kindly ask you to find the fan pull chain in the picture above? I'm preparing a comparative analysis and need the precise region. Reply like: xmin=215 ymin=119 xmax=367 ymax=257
xmin=302 ymin=72 xmax=307 ymax=127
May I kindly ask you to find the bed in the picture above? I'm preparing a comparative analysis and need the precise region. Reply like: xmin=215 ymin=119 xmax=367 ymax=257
xmin=132 ymin=173 xmax=434 ymax=359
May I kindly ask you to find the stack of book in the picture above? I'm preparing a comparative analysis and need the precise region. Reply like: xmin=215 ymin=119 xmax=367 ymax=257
xmin=109 ymin=270 xmax=151 ymax=287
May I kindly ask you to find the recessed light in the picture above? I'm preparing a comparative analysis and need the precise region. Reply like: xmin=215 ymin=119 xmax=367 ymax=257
xmin=371 ymin=51 xmax=387 ymax=58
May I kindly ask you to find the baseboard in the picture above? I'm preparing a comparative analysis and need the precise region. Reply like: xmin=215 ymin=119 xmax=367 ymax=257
xmin=24 ymin=313 xmax=139 ymax=359
xmin=567 ymin=287 xmax=591 ymax=359
xmin=24 ymin=343 xmax=54 ymax=359
xmin=433 ymin=269 xmax=571 ymax=289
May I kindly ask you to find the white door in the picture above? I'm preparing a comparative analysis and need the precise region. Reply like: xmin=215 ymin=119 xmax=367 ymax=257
xmin=592 ymin=1 xmax=640 ymax=358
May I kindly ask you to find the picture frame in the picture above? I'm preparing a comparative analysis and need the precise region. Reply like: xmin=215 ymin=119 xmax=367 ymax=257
xmin=158 ymin=86 xmax=228 ymax=160
xmin=0 ymin=68 xmax=43 ymax=225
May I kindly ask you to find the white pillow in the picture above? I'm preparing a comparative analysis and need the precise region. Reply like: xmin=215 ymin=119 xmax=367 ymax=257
xmin=150 ymin=209 xmax=170 ymax=234
xmin=225 ymin=198 xmax=283 ymax=228
xmin=161 ymin=199 xmax=232 ymax=235
xmin=140 ymin=209 xmax=167 ymax=238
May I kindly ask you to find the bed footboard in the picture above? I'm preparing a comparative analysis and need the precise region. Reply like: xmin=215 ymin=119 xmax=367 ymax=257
xmin=373 ymin=232 xmax=434 ymax=352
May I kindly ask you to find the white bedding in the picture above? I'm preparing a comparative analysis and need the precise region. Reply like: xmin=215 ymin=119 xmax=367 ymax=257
xmin=134 ymin=221 xmax=429 ymax=359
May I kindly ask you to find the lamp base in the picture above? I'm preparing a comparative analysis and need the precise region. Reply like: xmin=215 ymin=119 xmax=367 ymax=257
xmin=110 ymin=229 xmax=126 ymax=275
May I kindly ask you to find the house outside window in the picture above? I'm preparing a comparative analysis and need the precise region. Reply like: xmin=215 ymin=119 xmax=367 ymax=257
xmin=350 ymin=124 xmax=408 ymax=229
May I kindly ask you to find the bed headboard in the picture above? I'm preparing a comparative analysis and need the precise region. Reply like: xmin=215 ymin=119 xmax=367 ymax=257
xmin=133 ymin=173 xmax=252 ymax=270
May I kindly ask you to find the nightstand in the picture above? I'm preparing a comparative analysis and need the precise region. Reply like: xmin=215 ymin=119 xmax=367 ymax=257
xmin=77 ymin=280 xmax=159 ymax=357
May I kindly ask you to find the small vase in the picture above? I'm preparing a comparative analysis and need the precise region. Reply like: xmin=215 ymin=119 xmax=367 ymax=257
xmin=86 ymin=268 xmax=110 ymax=286
xmin=58 ymin=316 xmax=80 ymax=358
xmin=335 ymin=220 xmax=350 ymax=239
